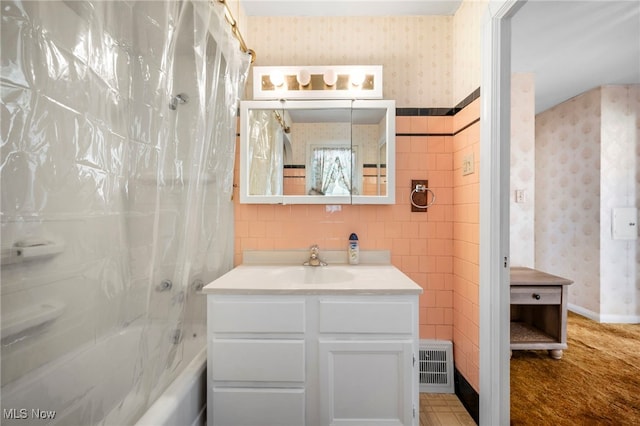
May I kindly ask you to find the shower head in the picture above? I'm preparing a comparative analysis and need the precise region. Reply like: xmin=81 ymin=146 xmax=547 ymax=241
xmin=169 ymin=93 xmax=189 ymax=110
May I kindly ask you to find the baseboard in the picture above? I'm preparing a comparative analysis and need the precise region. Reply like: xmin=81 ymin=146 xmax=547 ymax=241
xmin=568 ymin=304 xmax=600 ymax=321
xmin=569 ymin=304 xmax=640 ymax=324
xmin=599 ymin=313 xmax=640 ymax=324
xmin=454 ymin=368 xmax=479 ymax=425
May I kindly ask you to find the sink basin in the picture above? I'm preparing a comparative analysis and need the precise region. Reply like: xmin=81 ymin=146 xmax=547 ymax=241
xmin=268 ymin=266 xmax=354 ymax=285
xmin=202 ymin=263 xmax=423 ymax=295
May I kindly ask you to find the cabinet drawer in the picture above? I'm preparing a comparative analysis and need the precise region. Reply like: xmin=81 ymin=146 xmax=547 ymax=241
xmin=209 ymin=299 xmax=305 ymax=333
xmin=510 ymin=286 xmax=561 ymax=305
xmin=319 ymin=300 xmax=413 ymax=334
xmin=211 ymin=388 xmax=305 ymax=426
xmin=211 ymin=339 xmax=305 ymax=382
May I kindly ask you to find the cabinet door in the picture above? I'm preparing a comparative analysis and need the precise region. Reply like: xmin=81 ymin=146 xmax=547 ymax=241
xmin=319 ymin=340 xmax=415 ymax=426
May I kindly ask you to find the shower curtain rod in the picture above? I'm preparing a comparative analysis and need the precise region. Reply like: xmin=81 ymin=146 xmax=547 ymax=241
xmin=215 ymin=0 xmax=256 ymax=63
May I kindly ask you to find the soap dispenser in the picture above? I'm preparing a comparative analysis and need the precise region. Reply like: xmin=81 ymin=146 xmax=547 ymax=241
xmin=348 ymin=233 xmax=359 ymax=265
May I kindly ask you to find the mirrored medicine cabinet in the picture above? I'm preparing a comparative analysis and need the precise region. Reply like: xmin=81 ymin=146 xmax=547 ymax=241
xmin=239 ymin=99 xmax=395 ymax=205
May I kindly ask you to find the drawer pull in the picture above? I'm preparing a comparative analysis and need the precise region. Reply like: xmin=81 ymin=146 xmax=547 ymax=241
xmin=532 ymin=293 xmax=541 ymax=300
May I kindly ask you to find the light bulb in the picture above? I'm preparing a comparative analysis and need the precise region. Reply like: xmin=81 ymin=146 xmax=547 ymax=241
xmin=323 ymin=69 xmax=337 ymax=86
xmin=351 ymin=69 xmax=365 ymax=86
xmin=297 ymin=69 xmax=311 ymax=86
xmin=270 ymin=70 xmax=285 ymax=87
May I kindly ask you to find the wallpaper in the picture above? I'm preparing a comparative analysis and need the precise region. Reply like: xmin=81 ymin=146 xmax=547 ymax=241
xmin=289 ymin=123 xmax=380 ymax=165
xmin=452 ymin=0 xmax=487 ymax=106
xmin=536 ymin=85 xmax=640 ymax=321
xmin=244 ymin=15 xmax=453 ymax=107
xmin=510 ymin=73 xmax=535 ymax=267
xmin=536 ymin=88 xmax=602 ymax=315
xmin=599 ymin=85 xmax=640 ymax=320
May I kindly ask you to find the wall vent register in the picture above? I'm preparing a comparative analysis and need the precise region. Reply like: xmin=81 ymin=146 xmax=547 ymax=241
xmin=418 ymin=340 xmax=454 ymax=393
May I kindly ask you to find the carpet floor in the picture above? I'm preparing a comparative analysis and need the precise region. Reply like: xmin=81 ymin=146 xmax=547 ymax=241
xmin=511 ymin=311 xmax=640 ymax=425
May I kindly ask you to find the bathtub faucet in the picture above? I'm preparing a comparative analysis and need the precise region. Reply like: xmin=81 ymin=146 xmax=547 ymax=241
xmin=304 ymin=244 xmax=327 ymax=267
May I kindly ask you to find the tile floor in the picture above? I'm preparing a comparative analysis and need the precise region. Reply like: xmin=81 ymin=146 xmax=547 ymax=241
xmin=420 ymin=393 xmax=476 ymax=426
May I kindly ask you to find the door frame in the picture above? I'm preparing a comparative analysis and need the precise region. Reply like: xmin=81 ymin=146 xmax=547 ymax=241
xmin=478 ymin=0 xmax=526 ymax=424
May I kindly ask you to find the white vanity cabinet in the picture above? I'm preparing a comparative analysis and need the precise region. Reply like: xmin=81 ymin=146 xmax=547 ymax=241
xmin=207 ymin=294 xmax=419 ymax=426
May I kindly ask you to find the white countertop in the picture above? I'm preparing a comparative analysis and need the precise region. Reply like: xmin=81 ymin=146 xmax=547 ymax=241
xmin=202 ymin=264 xmax=423 ymax=295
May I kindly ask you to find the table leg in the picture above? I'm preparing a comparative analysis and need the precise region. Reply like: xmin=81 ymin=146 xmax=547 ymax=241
xmin=549 ymin=349 xmax=563 ymax=360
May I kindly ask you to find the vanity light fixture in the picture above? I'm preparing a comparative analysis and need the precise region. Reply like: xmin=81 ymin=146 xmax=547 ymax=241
xmin=254 ymin=65 xmax=383 ymax=100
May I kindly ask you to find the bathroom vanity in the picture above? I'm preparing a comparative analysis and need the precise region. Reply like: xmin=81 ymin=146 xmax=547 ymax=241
xmin=203 ymin=259 xmax=422 ymax=426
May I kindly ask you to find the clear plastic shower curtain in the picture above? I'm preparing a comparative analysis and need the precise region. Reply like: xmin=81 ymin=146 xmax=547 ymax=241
xmin=248 ymin=109 xmax=284 ymax=195
xmin=0 ymin=0 xmax=249 ymax=424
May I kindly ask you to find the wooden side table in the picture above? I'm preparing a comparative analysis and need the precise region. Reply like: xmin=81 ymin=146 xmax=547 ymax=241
xmin=510 ymin=267 xmax=573 ymax=359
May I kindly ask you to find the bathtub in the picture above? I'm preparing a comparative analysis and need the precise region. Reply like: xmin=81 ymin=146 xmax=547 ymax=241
xmin=1 ymin=324 xmax=206 ymax=426
xmin=135 ymin=346 xmax=206 ymax=426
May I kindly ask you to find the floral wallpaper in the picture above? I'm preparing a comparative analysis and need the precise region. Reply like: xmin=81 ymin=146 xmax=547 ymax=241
xmin=536 ymin=85 xmax=640 ymax=322
xmin=452 ymin=0 xmax=487 ymax=106
xmin=289 ymin=123 xmax=380 ymax=165
xmin=510 ymin=73 xmax=535 ymax=267
xmin=599 ymin=85 xmax=640 ymax=320
xmin=244 ymin=15 xmax=453 ymax=107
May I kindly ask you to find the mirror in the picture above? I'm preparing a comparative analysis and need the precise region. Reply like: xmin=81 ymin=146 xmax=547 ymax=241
xmin=239 ymin=99 xmax=395 ymax=204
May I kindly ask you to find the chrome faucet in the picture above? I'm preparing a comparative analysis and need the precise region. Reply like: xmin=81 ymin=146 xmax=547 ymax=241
xmin=304 ymin=244 xmax=327 ymax=267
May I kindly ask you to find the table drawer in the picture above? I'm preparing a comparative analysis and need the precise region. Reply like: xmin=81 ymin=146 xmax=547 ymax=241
xmin=510 ymin=286 xmax=561 ymax=305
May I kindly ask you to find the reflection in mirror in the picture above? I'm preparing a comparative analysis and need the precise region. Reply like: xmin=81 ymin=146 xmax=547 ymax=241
xmin=240 ymin=100 xmax=395 ymax=204
xmin=282 ymin=106 xmax=353 ymax=199
xmin=247 ymin=109 xmax=283 ymax=196
xmin=353 ymin=107 xmax=387 ymax=197
xmin=308 ymin=146 xmax=354 ymax=195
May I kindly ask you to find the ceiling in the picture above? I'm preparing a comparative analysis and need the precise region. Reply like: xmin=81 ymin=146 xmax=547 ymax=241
xmin=241 ymin=0 xmax=463 ymax=16
xmin=241 ymin=0 xmax=640 ymax=114
xmin=512 ymin=1 xmax=640 ymax=114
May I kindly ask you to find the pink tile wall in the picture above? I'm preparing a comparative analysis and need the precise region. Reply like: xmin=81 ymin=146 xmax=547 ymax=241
xmin=234 ymin=115 xmax=455 ymax=342
xmin=452 ymin=98 xmax=481 ymax=391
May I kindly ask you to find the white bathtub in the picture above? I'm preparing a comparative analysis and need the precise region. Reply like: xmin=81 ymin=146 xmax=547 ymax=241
xmin=135 ymin=346 xmax=206 ymax=426
xmin=1 ymin=324 xmax=206 ymax=426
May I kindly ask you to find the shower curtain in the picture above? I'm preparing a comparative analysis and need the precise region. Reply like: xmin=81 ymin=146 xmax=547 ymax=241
xmin=0 ymin=0 xmax=249 ymax=423
xmin=247 ymin=109 xmax=283 ymax=195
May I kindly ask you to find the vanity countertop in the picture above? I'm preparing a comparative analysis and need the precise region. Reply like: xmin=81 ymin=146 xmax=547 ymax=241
xmin=202 ymin=264 xmax=423 ymax=295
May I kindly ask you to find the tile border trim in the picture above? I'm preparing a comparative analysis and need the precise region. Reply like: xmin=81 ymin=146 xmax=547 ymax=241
xmin=396 ymin=87 xmax=481 ymax=117
xmin=454 ymin=368 xmax=479 ymax=425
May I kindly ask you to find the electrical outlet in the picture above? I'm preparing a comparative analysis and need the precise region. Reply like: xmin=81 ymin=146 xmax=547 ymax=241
xmin=515 ymin=189 xmax=525 ymax=203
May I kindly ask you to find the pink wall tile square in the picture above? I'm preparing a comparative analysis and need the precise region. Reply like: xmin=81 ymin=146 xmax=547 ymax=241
xmin=410 ymin=136 xmax=429 ymax=153
xmin=410 ymin=116 xmax=428 ymax=133
xmin=435 ymin=325 xmax=453 ymax=341
xmin=396 ymin=116 xmax=411 ymax=133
